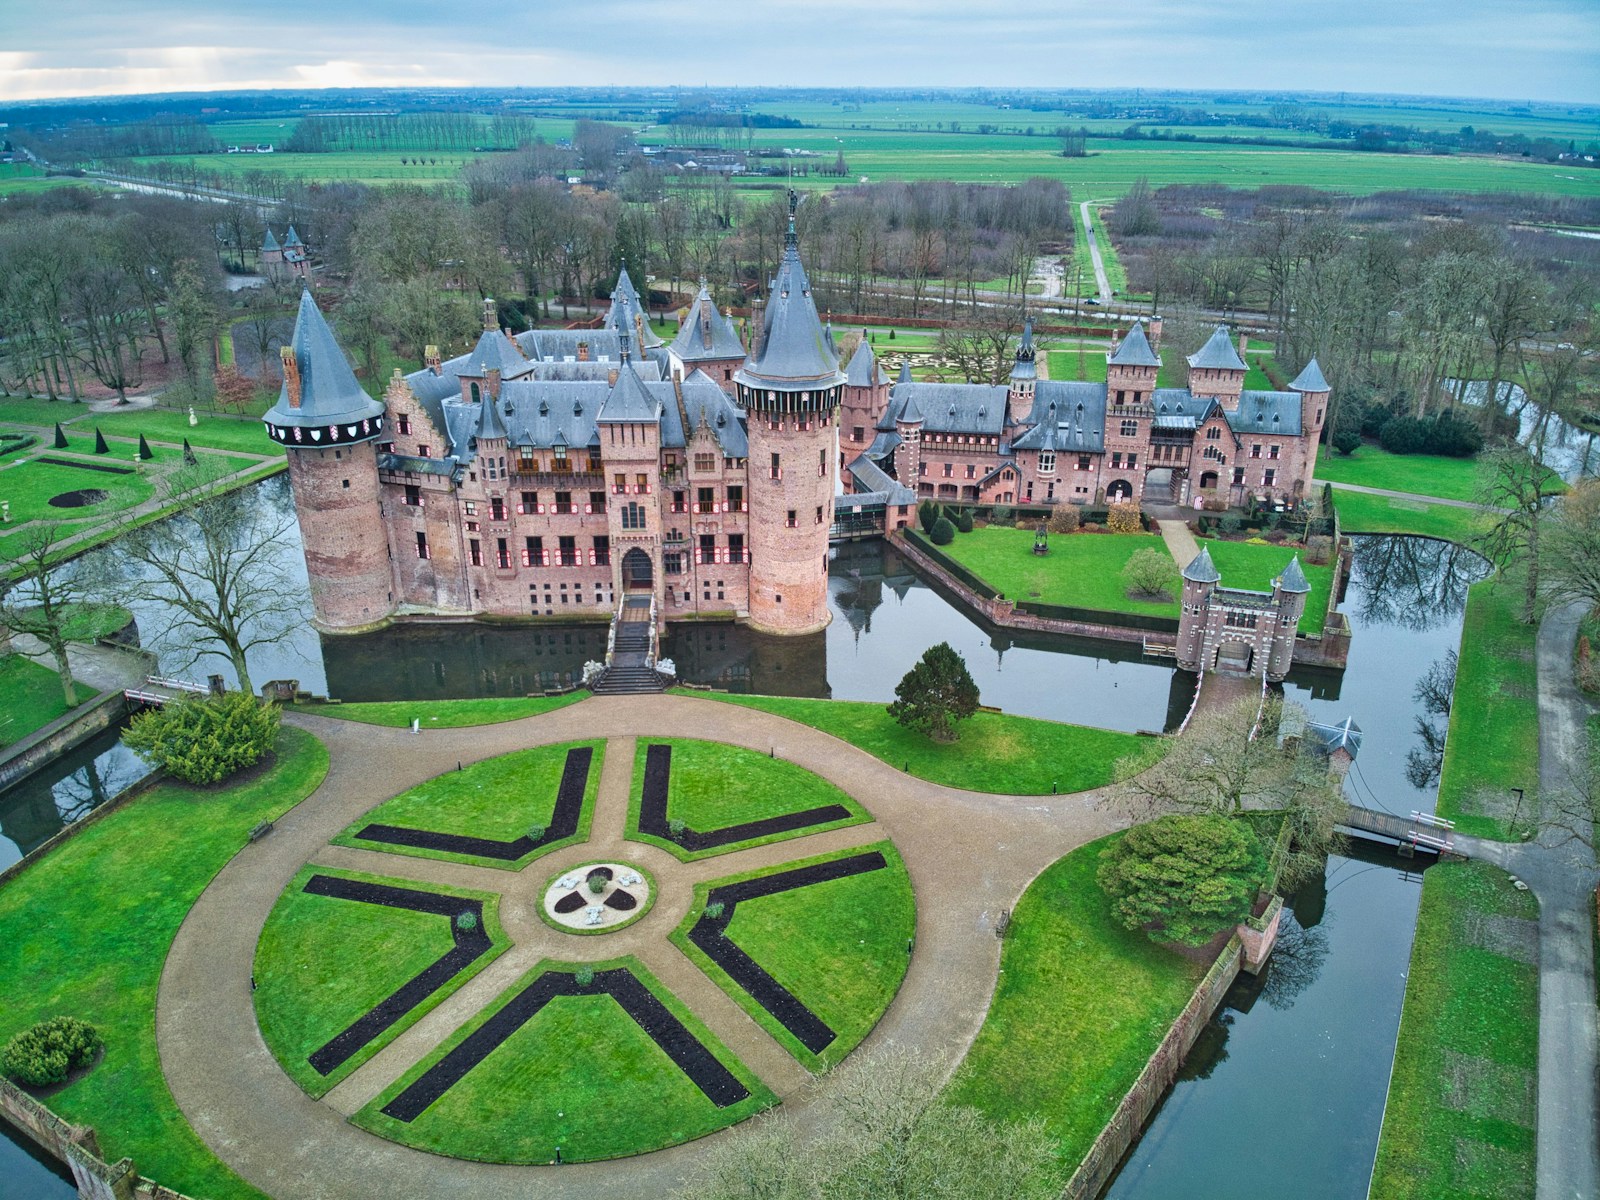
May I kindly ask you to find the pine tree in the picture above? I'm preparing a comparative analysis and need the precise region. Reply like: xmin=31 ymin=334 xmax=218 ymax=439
xmin=887 ymin=642 xmax=980 ymax=742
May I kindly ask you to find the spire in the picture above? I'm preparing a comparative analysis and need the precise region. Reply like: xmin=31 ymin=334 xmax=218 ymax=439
xmin=475 ymin=389 xmax=508 ymax=442
xmin=734 ymin=196 xmax=843 ymax=389
xmin=785 ymin=188 xmax=799 ymax=250
xmin=898 ymin=393 xmax=924 ymax=425
xmin=260 ymin=227 xmax=280 ymax=252
xmin=284 ymin=224 xmax=303 ymax=247
xmin=1018 ymin=318 xmax=1035 ymax=362
xmin=1181 ymin=545 xmax=1221 ymax=583
xmin=1276 ymin=555 xmax=1311 ymax=594
xmin=482 ymin=297 xmax=497 ymax=332
xmin=897 ymin=360 xmax=912 ymax=385
xmin=1290 ymin=358 xmax=1330 ymax=393
xmin=263 ymin=290 xmax=384 ymax=429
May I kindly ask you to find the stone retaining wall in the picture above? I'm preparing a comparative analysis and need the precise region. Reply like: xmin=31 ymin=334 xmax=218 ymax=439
xmin=0 ymin=1076 xmax=143 ymax=1200
xmin=1060 ymin=938 xmax=1245 ymax=1199
xmin=0 ymin=690 xmax=130 ymax=799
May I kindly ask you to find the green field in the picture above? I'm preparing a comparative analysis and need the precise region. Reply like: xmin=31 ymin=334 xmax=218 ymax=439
xmin=1044 ymin=344 xmax=1280 ymax=391
xmin=0 ymin=455 xmax=155 ymax=525
xmin=1316 ymin=445 xmax=1489 ymax=502
xmin=1370 ymin=860 xmax=1539 ymax=1200
xmin=254 ymin=867 xmax=508 ymax=1097
xmin=87 ymin=407 xmax=284 ymax=456
xmin=292 ymin=693 xmax=588 ymax=728
xmin=0 ymin=654 xmax=84 ymax=747
xmin=677 ymin=691 xmax=1164 ymax=794
xmin=671 ymin=843 xmax=915 ymax=1069
xmin=946 ymin=833 xmax=1203 ymax=1175
xmin=353 ymin=956 xmax=774 ymax=1162
xmin=1332 ymin=487 xmax=1487 ymax=545
xmin=0 ymin=725 xmax=328 ymax=1200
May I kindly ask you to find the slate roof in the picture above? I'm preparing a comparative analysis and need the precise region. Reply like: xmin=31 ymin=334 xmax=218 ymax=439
xmin=1290 ymin=359 xmax=1330 ymax=392
xmin=597 ymin=354 xmax=663 ymax=424
xmin=736 ymin=201 xmax=844 ymax=388
xmin=885 ymin=383 xmax=1007 ymax=437
xmin=1012 ymin=381 xmax=1108 ymax=453
xmin=845 ymin=455 xmax=915 ymax=504
xmin=260 ymin=227 xmax=280 ymax=252
xmin=284 ymin=225 xmax=304 ymax=247
xmin=1188 ymin=326 xmax=1247 ymax=372
xmin=466 ymin=328 xmax=533 ymax=380
xmin=669 ymin=285 xmax=746 ymax=362
xmin=476 ymin=391 xmax=508 ymax=441
xmin=1276 ymin=555 xmax=1311 ymax=594
xmin=376 ymin=453 xmax=458 ymax=478
xmin=1306 ymin=716 xmax=1363 ymax=759
xmin=845 ymin=333 xmax=887 ymax=387
xmin=264 ymin=291 xmax=384 ymax=429
xmin=1182 ymin=546 xmax=1222 ymax=583
xmin=1010 ymin=319 xmax=1037 ymax=381
xmin=514 ymin=328 xmax=628 ymax=363
xmin=1227 ymin=391 xmax=1304 ymax=437
xmin=604 ymin=265 xmax=663 ymax=348
xmin=1109 ymin=320 xmax=1161 ymax=368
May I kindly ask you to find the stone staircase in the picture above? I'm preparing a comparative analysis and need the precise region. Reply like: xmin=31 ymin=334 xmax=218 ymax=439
xmin=591 ymin=597 xmax=669 ymax=695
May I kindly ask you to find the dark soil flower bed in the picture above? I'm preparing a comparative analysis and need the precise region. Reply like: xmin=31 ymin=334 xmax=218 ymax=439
xmin=380 ymin=967 xmax=749 ymax=1121
xmin=47 ymin=488 xmax=110 ymax=507
xmin=688 ymin=851 xmax=889 ymax=1055
xmin=38 ymin=456 xmax=135 ymax=475
xmin=353 ymin=747 xmax=592 ymax=860
xmin=640 ymin=743 xmax=852 ymax=850
xmin=301 ymin=875 xmax=493 ymax=1077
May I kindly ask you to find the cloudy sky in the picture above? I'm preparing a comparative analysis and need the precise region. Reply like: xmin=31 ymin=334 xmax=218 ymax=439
xmin=2 ymin=0 xmax=1596 ymax=105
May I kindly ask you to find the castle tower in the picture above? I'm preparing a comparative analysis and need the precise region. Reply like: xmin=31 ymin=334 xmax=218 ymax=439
xmin=667 ymin=281 xmax=747 ymax=391
xmin=1007 ymin=319 xmax=1037 ymax=426
xmin=259 ymin=227 xmax=283 ymax=273
xmin=1175 ymin=545 xmax=1221 ymax=674
xmin=1290 ymin=358 xmax=1332 ymax=492
xmin=893 ymin=393 xmax=924 ymax=486
xmin=597 ymin=330 xmax=666 ymax=612
xmin=1187 ymin=326 xmax=1248 ymax=411
xmin=1106 ymin=319 xmax=1160 ymax=407
xmin=734 ymin=192 xmax=845 ymax=635
xmin=604 ymin=262 xmax=664 ymax=350
xmin=841 ymin=330 xmax=890 ymax=461
xmin=264 ymin=291 xmax=392 ymax=631
xmin=1267 ymin=556 xmax=1311 ymax=681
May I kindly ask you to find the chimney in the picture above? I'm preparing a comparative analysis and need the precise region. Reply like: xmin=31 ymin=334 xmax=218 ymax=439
xmin=482 ymin=298 xmax=497 ymax=332
xmin=634 ymin=311 xmax=648 ymax=348
xmin=578 ymin=341 xmax=590 ymax=363
xmin=486 ymin=367 xmax=501 ymax=401
xmin=280 ymin=346 xmax=301 ymax=408
xmin=607 ymin=368 xmax=619 ymax=387
xmin=425 ymin=344 xmax=441 ymax=374
xmin=1238 ymin=332 xmax=1249 ymax=360
xmin=1149 ymin=315 xmax=1163 ymax=348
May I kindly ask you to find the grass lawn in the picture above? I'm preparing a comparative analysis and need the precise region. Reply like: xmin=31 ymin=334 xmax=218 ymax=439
xmin=0 ymin=455 xmax=155 ymax=525
xmin=254 ymin=866 xmax=508 ymax=1098
xmin=89 ymin=407 xmax=284 ymax=457
xmin=1370 ymin=861 xmax=1538 ymax=1200
xmin=941 ymin=526 xmax=1181 ymax=615
xmin=0 ymin=396 xmax=105 ymax=427
xmin=626 ymin=738 xmax=870 ymax=860
xmin=0 ymin=725 xmax=328 ymax=1200
xmin=332 ymin=740 xmax=602 ymax=869
xmin=672 ymin=843 xmax=915 ymax=1069
xmin=0 ymin=654 xmax=84 ymax=747
xmin=1314 ymin=444 xmax=1555 ymax=504
xmin=1437 ymin=572 xmax=1541 ymax=839
xmin=1202 ymin=536 xmax=1334 ymax=631
xmin=945 ymin=833 xmax=1204 ymax=1173
xmin=353 ymin=956 xmax=775 ymax=1162
xmin=676 ymin=692 xmax=1165 ymax=794
xmin=293 ymin=692 xmax=587 ymax=727
xmin=1333 ymin=487 xmax=1487 ymax=546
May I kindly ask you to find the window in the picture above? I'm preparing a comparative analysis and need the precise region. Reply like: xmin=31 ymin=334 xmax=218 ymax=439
xmin=415 ymin=532 xmax=429 ymax=560
xmin=1264 ymin=468 xmax=1277 ymax=488
xmin=417 ymin=444 xmax=430 ymax=458
xmin=1269 ymin=445 xmax=1280 ymax=460
xmin=1232 ymin=467 xmax=1246 ymax=485
xmin=727 ymin=485 xmax=745 ymax=512
xmin=699 ymin=534 xmax=717 ymax=564
xmin=519 ymin=491 xmax=536 ymax=513
xmin=965 ymin=464 xmax=976 ymax=479
xmin=621 ymin=502 xmax=646 ymax=530
xmin=465 ymin=500 xmax=477 ymax=516
xmin=729 ymin=533 xmax=745 ymax=563
xmin=589 ymin=490 xmax=606 ymax=514
xmin=1038 ymin=450 xmax=1056 ymax=474
xmin=490 ymin=497 xmax=505 ymax=521
xmin=404 ymin=484 xmax=422 ymax=507
xmin=1225 ymin=610 xmax=1259 ymax=629
xmin=635 ymin=473 xmax=649 ymax=493
xmin=1078 ymin=455 xmax=1091 ymax=471
xmin=694 ymin=452 xmax=716 ymax=472
xmin=943 ymin=463 xmax=954 ymax=478
xmin=613 ymin=473 xmax=627 ymax=494
xmin=469 ymin=539 xmax=481 ymax=566
xmin=519 ymin=449 xmax=537 ymax=471
xmin=697 ymin=487 xmax=716 ymax=514
xmin=1127 ymin=453 xmax=1137 ymax=468
xmin=397 ymin=413 xmax=411 ymax=435
xmin=555 ymin=490 xmax=573 ymax=514
xmin=588 ymin=451 xmax=603 ymax=472
xmin=559 ymin=536 xmax=578 ymax=567
xmin=786 ymin=509 xmax=797 ymax=528
xmin=1111 ymin=452 xmax=1122 ymax=468
xmin=1250 ymin=444 xmax=1262 ymax=459
xmin=815 ymin=504 xmax=824 ymax=525
xmin=918 ymin=463 xmax=927 ymax=476
xmin=1115 ymin=390 xmax=1125 ymax=405
xmin=551 ymin=445 xmax=568 ymax=471
xmin=665 ymin=553 xmax=683 ymax=575
xmin=1205 ymin=427 xmax=1221 ymax=440
xmin=594 ymin=536 xmax=611 ymax=566
xmin=524 ymin=536 xmax=543 ymax=566
xmin=819 ymin=447 xmax=828 ymax=476
xmin=1120 ymin=419 xmax=1137 ymax=437
xmin=341 ymin=479 xmax=349 ymax=489
xmin=770 ymin=452 xmax=782 ymax=480
xmin=853 ymin=426 xmax=865 ymax=442
xmin=496 ymin=538 xmax=510 ymax=569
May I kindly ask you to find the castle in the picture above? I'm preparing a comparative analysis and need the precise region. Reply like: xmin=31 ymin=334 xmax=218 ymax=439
xmin=265 ymin=197 xmax=1333 ymax=648
xmin=260 ymin=225 xmax=311 ymax=282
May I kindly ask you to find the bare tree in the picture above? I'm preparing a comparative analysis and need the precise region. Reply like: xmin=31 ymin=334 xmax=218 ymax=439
xmin=934 ymin=307 xmax=1027 ymax=384
xmin=0 ymin=526 xmax=90 ymax=707
xmin=1476 ymin=444 xmax=1549 ymax=624
xmin=1543 ymin=477 xmax=1600 ymax=616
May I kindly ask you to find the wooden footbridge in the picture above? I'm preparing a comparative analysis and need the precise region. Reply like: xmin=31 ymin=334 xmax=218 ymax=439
xmin=1340 ymin=804 xmax=1460 ymax=858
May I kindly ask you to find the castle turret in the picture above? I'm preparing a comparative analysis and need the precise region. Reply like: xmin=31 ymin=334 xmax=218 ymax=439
xmin=1187 ymin=326 xmax=1248 ymax=411
xmin=264 ymin=291 xmax=391 ymax=631
xmin=1106 ymin=319 xmax=1160 ymax=410
xmin=667 ymin=280 xmax=746 ymax=390
xmin=1268 ymin=555 xmax=1311 ymax=680
xmin=894 ymin=392 xmax=924 ymax=486
xmin=733 ymin=191 xmax=845 ymax=635
xmin=1290 ymin=358 xmax=1332 ymax=486
xmin=842 ymin=330 xmax=890 ymax=462
xmin=1007 ymin=319 xmax=1037 ymax=426
xmin=1175 ymin=545 xmax=1220 ymax=673
xmin=604 ymin=262 xmax=663 ymax=349
xmin=597 ymin=327 xmax=666 ymax=610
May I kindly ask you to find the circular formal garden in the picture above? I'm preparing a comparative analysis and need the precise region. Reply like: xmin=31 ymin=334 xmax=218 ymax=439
xmin=251 ymin=734 xmax=915 ymax=1163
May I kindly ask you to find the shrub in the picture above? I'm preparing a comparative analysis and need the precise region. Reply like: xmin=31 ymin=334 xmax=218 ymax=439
xmin=588 ymin=874 xmax=608 ymax=894
xmin=1047 ymin=505 xmax=1080 ymax=534
xmin=527 ymin=823 xmax=546 ymax=841
xmin=1121 ymin=547 xmax=1176 ymax=600
xmin=667 ymin=817 xmax=686 ymax=839
xmin=1305 ymin=535 xmax=1333 ymax=566
xmin=918 ymin=500 xmax=940 ymax=535
xmin=1424 ymin=412 xmax=1483 ymax=457
xmin=1331 ymin=426 xmax=1363 ymax=456
xmin=1219 ymin=512 xmax=1243 ymax=535
xmin=704 ymin=901 xmax=726 ymax=921
xmin=1264 ymin=529 xmax=1288 ymax=544
xmin=930 ymin=516 xmax=957 ymax=545
xmin=955 ymin=508 xmax=974 ymax=534
xmin=123 ymin=691 xmax=280 ymax=785
xmin=574 ymin=965 xmax=595 ymax=986
xmin=1097 ymin=815 xmax=1267 ymax=946
xmin=2 ymin=1017 xmax=102 ymax=1087
xmin=990 ymin=505 xmax=1013 ymax=527
xmin=455 ymin=911 xmax=478 ymax=933
xmin=1106 ymin=500 xmax=1143 ymax=535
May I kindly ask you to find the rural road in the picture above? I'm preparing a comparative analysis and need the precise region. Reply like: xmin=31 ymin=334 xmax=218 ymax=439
xmin=1080 ymin=199 xmax=1113 ymax=303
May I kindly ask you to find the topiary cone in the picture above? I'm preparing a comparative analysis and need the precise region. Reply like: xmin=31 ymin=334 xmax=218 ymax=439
xmin=53 ymin=423 xmax=68 ymax=449
xmin=93 ymin=428 xmax=109 ymax=454
xmin=138 ymin=434 xmax=153 ymax=461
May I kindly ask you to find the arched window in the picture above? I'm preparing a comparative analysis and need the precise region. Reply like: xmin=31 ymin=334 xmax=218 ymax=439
xmin=470 ymin=382 xmax=481 ymax=404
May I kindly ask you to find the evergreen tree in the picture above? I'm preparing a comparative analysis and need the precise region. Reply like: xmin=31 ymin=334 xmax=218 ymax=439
xmin=887 ymin=642 xmax=979 ymax=742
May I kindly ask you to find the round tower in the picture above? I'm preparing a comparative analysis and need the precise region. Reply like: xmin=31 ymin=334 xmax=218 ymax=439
xmin=1267 ymin=555 xmax=1311 ymax=681
xmin=1175 ymin=545 xmax=1221 ymax=673
xmin=734 ymin=193 xmax=845 ymax=635
xmin=1007 ymin=318 xmax=1037 ymax=426
xmin=264 ymin=291 xmax=393 ymax=632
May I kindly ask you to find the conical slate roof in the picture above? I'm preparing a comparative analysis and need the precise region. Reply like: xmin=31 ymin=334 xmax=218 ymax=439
xmin=845 ymin=333 xmax=884 ymax=387
xmin=669 ymin=284 xmax=745 ymax=361
xmin=605 ymin=264 xmax=662 ymax=349
xmin=1276 ymin=555 xmax=1311 ymax=594
xmin=467 ymin=328 xmax=528 ymax=379
xmin=476 ymin=393 xmax=508 ymax=441
xmin=735 ymin=195 xmax=844 ymax=389
xmin=260 ymin=227 xmax=280 ymax=252
xmin=1181 ymin=545 xmax=1222 ymax=583
xmin=1290 ymin=358 xmax=1330 ymax=392
xmin=897 ymin=360 xmax=912 ymax=385
xmin=597 ymin=339 xmax=662 ymax=425
xmin=898 ymin=394 xmax=924 ymax=424
xmin=1187 ymin=326 xmax=1247 ymax=372
xmin=264 ymin=291 xmax=384 ymax=429
xmin=1109 ymin=320 xmax=1161 ymax=368
xmin=1010 ymin=318 xmax=1037 ymax=381
xmin=283 ymin=225 xmax=304 ymax=247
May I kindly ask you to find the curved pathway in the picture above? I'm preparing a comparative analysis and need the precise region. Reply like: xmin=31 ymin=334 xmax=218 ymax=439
xmin=157 ymin=694 xmax=1124 ymax=1199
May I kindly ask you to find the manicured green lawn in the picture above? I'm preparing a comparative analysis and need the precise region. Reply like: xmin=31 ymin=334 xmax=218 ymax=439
xmin=0 ymin=653 xmax=84 ymax=747
xmin=1370 ymin=861 xmax=1538 ymax=1200
xmin=333 ymin=740 xmax=602 ymax=869
xmin=354 ymin=956 xmax=775 ymax=1162
xmin=89 ymin=407 xmax=285 ymax=457
xmin=1334 ymin=487 xmax=1487 ymax=546
xmin=945 ymin=833 xmax=1203 ymax=1172
xmin=0 ymin=397 xmax=103 ymax=427
xmin=627 ymin=738 xmax=870 ymax=860
xmin=940 ymin=526 xmax=1181 ymax=615
xmin=0 ymin=726 xmax=328 ymax=1200
xmin=675 ymin=843 xmax=914 ymax=1070
xmin=1315 ymin=444 xmax=1551 ymax=503
xmin=677 ymin=691 xmax=1165 ymax=794
xmin=293 ymin=692 xmax=588 ymax=727
xmin=1437 ymin=572 xmax=1541 ymax=840
xmin=254 ymin=866 xmax=508 ymax=1098
xmin=0 ymin=455 xmax=155 ymax=525
xmin=1203 ymin=537 xmax=1334 ymax=632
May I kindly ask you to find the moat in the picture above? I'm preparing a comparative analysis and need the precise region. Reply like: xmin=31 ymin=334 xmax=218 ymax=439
xmin=0 ymin=476 xmax=1487 ymax=1198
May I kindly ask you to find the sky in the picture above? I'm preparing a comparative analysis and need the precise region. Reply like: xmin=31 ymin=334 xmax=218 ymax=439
xmin=1 ymin=0 xmax=1597 ymax=106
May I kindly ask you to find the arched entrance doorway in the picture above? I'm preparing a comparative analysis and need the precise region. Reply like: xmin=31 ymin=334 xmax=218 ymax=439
xmin=1144 ymin=467 xmax=1176 ymax=504
xmin=622 ymin=548 xmax=653 ymax=591
xmin=1215 ymin=640 xmax=1254 ymax=673
xmin=1199 ymin=471 xmax=1219 ymax=491
xmin=1106 ymin=479 xmax=1134 ymax=502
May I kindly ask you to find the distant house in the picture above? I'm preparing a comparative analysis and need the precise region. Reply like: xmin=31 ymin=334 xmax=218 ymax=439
xmin=260 ymin=225 xmax=312 ymax=281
